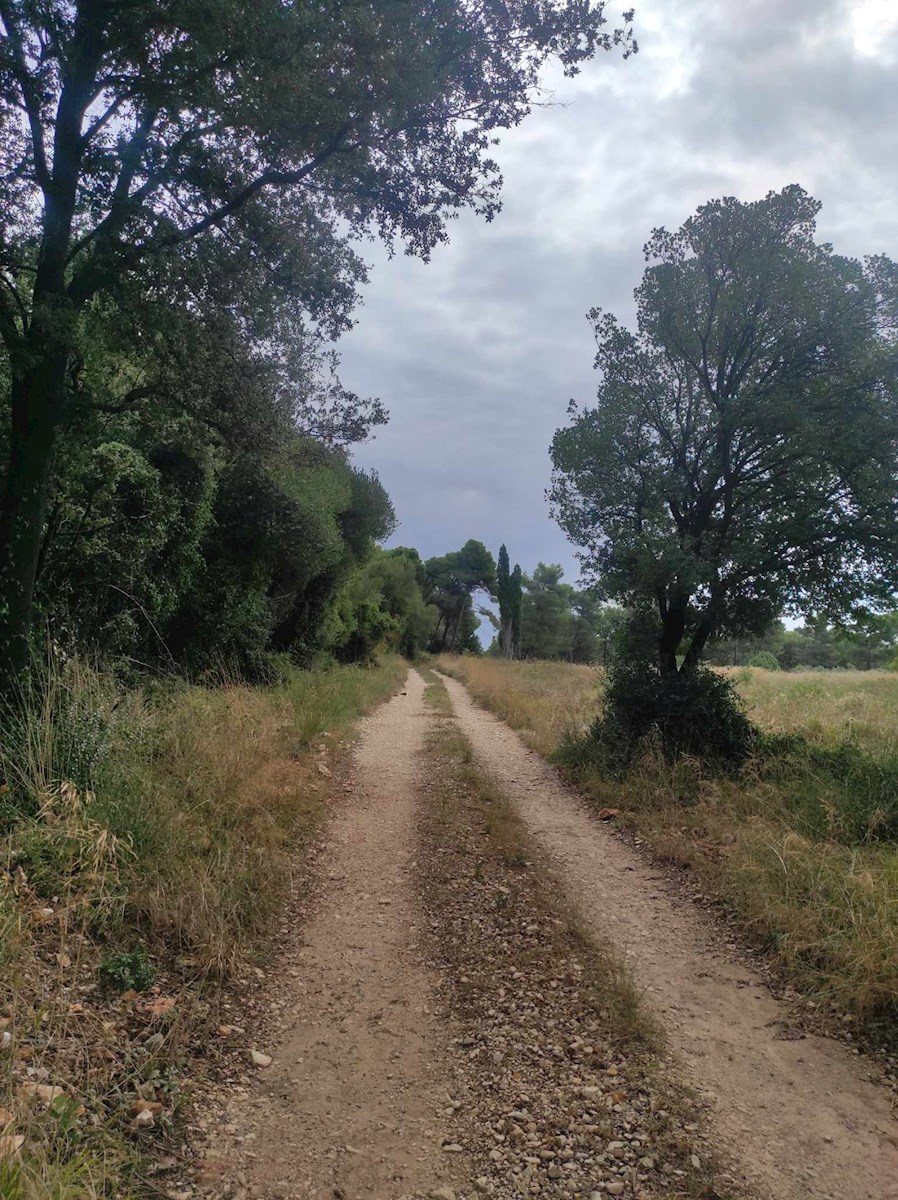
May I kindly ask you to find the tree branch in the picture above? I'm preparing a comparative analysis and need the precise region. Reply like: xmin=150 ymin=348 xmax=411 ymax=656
xmin=0 ymin=0 xmax=52 ymax=192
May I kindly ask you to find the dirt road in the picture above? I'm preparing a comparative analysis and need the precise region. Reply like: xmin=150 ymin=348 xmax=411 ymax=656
xmin=196 ymin=669 xmax=898 ymax=1200
xmin=200 ymin=669 xmax=468 ymax=1199
xmin=438 ymin=670 xmax=898 ymax=1200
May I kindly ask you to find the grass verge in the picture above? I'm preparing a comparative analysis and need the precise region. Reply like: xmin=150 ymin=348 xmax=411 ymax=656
xmin=436 ymin=655 xmax=601 ymax=755
xmin=439 ymin=657 xmax=898 ymax=1047
xmin=0 ymin=654 xmax=406 ymax=1198
xmin=416 ymin=676 xmax=741 ymax=1199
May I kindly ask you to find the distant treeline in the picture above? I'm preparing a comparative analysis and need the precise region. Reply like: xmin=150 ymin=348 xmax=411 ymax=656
xmin=705 ymin=617 xmax=898 ymax=672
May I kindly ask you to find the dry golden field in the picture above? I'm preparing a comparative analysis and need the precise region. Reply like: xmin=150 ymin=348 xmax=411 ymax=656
xmin=440 ymin=656 xmax=898 ymax=757
xmin=436 ymin=656 xmax=602 ymax=754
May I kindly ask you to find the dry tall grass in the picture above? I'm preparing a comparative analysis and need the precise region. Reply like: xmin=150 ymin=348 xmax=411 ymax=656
xmin=436 ymin=655 xmax=601 ymax=754
xmin=440 ymin=657 xmax=898 ymax=1036
xmin=0 ymin=655 xmax=405 ymax=1198
xmin=729 ymin=667 xmax=898 ymax=757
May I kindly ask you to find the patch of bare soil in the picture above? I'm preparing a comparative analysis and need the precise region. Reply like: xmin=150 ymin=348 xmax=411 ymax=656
xmin=438 ymin=672 xmax=898 ymax=1200
xmin=415 ymin=699 xmax=744 ymax=1200
xmin=194 ymin=670 xmax=470 ymax=1200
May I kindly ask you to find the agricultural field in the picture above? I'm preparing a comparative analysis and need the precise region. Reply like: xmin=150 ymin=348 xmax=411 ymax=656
xmin=439 ymin=657 xmax=898 ymax=1038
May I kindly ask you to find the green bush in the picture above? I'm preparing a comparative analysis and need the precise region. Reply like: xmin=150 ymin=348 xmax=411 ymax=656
xmin=746 ymin=651 xmax=780 ymax=670
xmin=578 ymin=655 xmax=757 ymax=771
xmin=760 ymin=732 xmax=898 ymax=843
xmin=100 ymin=946 xmax=157 ymax=992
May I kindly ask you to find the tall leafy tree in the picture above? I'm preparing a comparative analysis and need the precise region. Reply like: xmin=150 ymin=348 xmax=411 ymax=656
xmin=551 ymin=187 xmax=898 ymax=683
xmin=520 ymin=563 xmax=574 ymax=659
xmin=496 ymin=543 xmax=523 ymax=658
xmin=426 ymin=539 xmax=496 ymax=652
xmin=511 ymin=564 xmax=523 ymax=657
xmin=0 ymin=0 xmax=635 ymax=686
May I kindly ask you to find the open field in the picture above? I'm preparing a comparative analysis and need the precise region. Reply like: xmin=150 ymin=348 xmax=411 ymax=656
xmin=731 ymin=667 xmax=898 ymax=758
xmin=438 ymin=657 xmax=898 ymax=1039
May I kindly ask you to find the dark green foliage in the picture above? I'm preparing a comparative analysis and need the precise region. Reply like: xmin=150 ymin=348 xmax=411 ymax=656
xmin=551 ymin=187 xmax=898 ymax=682
xmin=33 ymin=414 xmax=397 ymax=674
xmin=99 ymin=947 xmax=156 ymax=993
xmin=592 ymin=655 xmax=757 ymax=771
xmin=426 ymin=540 xmax=496 ymax=653
xmin=551 ymin=186 xmax=898 ymax=755
xmin=710 ymin=614 xmax=898 ymax=671
xmin=759 ymin=734 xmax=898 ymax=844
xmin=511 ymin=565 xmax=523 ymax=655
xmin=746 ymin=651 xmax=780 ymax=671
xmin=496 ymin=544 xmax=523 ymax=657
xmin=364 ymin=548 xmax=437 ymax=659
xmin=512 ymin=563 xmax=622 ymax=663
xmin=0 ymin=0 xmax=634 ymax=688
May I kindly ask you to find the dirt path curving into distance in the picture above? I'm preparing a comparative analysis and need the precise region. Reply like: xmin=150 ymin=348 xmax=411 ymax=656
xmin=199 ymin=668 xmax=468 ymax=1200
xmin=438 ymin=671 xmax=898 ymax=1200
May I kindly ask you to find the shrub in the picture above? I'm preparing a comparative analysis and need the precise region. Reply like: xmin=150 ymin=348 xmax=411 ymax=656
xmin=759 ymin=732 xmax=898 ymax=843
xmin=582 ymin=655 xmax=757 ymax=771
xmin=746 ymin=651 xmax=780 ymax=670
xmin=100 ymin=946 xmax=157 ymax=992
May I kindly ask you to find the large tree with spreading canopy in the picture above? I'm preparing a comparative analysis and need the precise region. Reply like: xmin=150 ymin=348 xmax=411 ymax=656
xmin=551 ymin=186 xmax=898 ymax=678
xmin=551 ymin=187 xmax=898 ymax=759
xmin=0 ymin=0 xmax=635 ymax=687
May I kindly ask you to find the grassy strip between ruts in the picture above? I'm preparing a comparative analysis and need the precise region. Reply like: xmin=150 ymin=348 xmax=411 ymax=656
xmin=416 ymin=673 xmax=741 ymax=1200
xmin=436 ymin=657 xmax=898 ymax=1052
xmin=0 ymin=655 xmax=406 ymax=1199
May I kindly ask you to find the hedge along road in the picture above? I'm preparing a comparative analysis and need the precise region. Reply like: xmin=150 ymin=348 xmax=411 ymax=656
xmin=436 ymin=670 xmax=898 ymax=1200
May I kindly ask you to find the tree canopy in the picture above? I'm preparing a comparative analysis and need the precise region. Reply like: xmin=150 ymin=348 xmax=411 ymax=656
xmin=0 ymin=0 xmax=635 ymax=688
xmin=551 ymin=186 xmax=898 ymax=678
xmin=496 ymin=543 xmax=523 ymax=658
xmin=426 ymin=539 xmax=496 ymax=653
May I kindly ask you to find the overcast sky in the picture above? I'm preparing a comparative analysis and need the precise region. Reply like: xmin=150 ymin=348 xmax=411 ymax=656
xmin=340 ymin=0 xmax=898 ymax=595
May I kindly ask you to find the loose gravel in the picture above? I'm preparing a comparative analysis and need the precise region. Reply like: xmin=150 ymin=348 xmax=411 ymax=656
xmin=415 ymin=700 xmax=741 ymax=1200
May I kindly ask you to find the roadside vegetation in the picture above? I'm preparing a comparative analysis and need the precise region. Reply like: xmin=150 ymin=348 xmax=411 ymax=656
xmin=440 ymin=657 xmax=898 ymax=1044
xmin=0 ymin=654 xmax=405 ymax=1198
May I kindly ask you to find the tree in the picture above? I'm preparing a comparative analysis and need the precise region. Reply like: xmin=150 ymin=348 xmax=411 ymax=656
xmin=570 ymin=592 xmax=623 ymax=664
xmin=496 ymin=543 xmax=523 ymax=658
xmin=551 ymin=187 xmax=898 ymax=685
xmin=0 ymin=0 xmax=635 ymax=688
xmin=362 ymin=547 xmax=437 ymax=659
xmin=426 ymin=539 xmax=496 ymax=652
xmin=520 ymin=563 xmax=574 ymax=659
xmin=511 ymin=564 xmax=523 ymax=658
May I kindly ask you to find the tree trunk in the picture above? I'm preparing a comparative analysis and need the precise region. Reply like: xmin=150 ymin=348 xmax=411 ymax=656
xmin=0 ymin=364 xmax=67 ymax=693
xmin=681 ymin=625 xmax=711 ymax=673
xmin=447 ymin=601 xmax=465 ymax=652
xmin=500 ymin=620 xmax=512 ymax=658
xmin=657 ymin=600 xmax=686 ymax=674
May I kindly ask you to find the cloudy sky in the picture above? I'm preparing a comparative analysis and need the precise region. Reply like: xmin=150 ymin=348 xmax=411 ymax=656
xmin=340 ymin=0 xmax=898 ymax=593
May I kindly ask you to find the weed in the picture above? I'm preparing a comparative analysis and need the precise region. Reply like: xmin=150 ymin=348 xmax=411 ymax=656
xmin=99 ymin=946 xmax=156 ymax=992
xmin=0 ymin=652 xmax=406 ymax=1197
